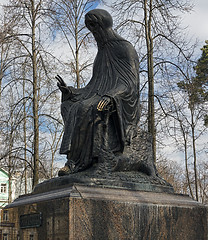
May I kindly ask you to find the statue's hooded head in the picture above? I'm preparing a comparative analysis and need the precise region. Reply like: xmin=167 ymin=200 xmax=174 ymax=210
xmin=85 ymin=9 xmax=120 ymax=47
xmin=85 ymin=9 xmax=113 ymax=33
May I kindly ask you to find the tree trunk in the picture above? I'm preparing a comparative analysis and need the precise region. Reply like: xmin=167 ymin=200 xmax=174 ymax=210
xmin=0 ymin=44 xmax=4 ymax=101
xmin=8 ymin=107 xmax=14 ymax=203
xmin=181 ymin=126 xmax=194 ymax=198
xmin=8 ymin=131 xmax=13 ymax=203
xmin=190 ymin=107 xmax=198 ymax=201
xmin=23 ymin=79 xmax=27 ymax=194
xmin=75 ymin=0 xmax=80 ymax=89
xmin=144 ymin=0 xmax=156 ymax=162
xmin=32 ymin=0 xmax=39 ymax=187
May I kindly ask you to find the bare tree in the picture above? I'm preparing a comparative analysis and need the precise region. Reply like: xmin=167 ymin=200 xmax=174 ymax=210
xmin=110 ymin=0 xmax=194 ymax=162
xmin=156 ymin=58 xmax=207 ymax=201
xmin=0 ymin=13 xmax=14 ymax=100
xmin=50 ymin=0 xmax=96 ymax=88
xmin=1 ymin=0 xmax=63 ymax=188
xmin=157 ymin=156 xmax=186 ymax=194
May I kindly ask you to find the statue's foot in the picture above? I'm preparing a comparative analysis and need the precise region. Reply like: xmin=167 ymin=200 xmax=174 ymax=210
xmin=58 ymin=165 xmax=71 ymax=176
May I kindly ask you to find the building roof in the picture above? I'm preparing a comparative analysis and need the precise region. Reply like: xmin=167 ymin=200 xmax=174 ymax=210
xmin=0 ymin=169 xmax=9 ymax=178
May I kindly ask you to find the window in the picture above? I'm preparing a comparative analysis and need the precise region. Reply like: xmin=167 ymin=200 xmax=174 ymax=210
xmin=3 ymin=234 xmax=8 ymax=240
xmin=3 ymin=210 xmax=9 ymax=221
xmin=1 ymin=183 xmax=7 ymax=193
xmin=30 ymin=234 xmax=34 ymax=240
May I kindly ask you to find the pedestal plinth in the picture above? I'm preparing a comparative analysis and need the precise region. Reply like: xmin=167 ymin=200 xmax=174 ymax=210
xmin=5 ymin=184 xmax=208 ymax=240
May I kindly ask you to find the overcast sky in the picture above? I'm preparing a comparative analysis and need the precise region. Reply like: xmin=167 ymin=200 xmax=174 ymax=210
xmin=0 ymin=0 xmax=207 ymax=165
xmin=1 ymin=0 xmax=207 ymax=44
xmin=183 ymin=0 xmax=208 ymax=45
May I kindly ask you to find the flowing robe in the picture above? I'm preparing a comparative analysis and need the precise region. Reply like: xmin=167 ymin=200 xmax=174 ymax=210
xmin=60 ymin=39 xmax=140 ymax=172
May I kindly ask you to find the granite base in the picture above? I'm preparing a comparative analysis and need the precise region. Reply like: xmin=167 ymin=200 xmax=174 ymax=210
xmin=6 ymin=184 xmax=208 ymax=240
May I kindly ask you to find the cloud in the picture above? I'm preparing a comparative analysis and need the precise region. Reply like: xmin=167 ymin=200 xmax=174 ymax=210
xmin=183 ymin=0 xmax=208 ymax=43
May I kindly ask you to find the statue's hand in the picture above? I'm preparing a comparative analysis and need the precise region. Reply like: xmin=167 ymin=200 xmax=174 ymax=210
xmin=97 ymin=96 xmax=111 ymax=111
xmin=56 ymin=75 xmax=70 ymax=94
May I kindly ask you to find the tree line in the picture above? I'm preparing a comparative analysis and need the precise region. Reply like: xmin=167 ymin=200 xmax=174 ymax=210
xmin=0 ymin=0 xmax=207 ymax=203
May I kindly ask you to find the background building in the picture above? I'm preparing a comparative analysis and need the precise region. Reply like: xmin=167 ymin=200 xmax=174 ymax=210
xmin=0 ymin=169 xmax=16 ymax=240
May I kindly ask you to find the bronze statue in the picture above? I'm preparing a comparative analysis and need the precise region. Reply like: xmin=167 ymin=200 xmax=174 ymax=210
xmin=56 ymin=9 xmax=141 ymax=176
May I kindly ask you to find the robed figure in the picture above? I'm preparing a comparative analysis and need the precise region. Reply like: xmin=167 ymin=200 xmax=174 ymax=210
xmin=57 ymin=9 xmax=140 ymax=176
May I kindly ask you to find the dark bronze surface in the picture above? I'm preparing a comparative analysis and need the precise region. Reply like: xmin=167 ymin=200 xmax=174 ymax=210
xmin=55 ymin=9 xmax=165 ymax=188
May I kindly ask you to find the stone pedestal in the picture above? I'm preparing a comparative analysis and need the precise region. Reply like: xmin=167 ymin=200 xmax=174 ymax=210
xmin=6 ymin=184 xmax=208 ymax=240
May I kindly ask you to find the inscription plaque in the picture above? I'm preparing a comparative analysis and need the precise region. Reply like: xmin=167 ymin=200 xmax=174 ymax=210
xmin=20 ymin=213 xmax=42 ymax=229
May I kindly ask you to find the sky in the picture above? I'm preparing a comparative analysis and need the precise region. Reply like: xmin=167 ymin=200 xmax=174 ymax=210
xmin=0 ymin=0 xmax=207 ymax=167
xmin=1 ymin=0 xmax=208 ymax=49
xmin=161 ymin=0 xmax=208 ymax=163
xmin=182 ymin=0 xmax=208 ymax=46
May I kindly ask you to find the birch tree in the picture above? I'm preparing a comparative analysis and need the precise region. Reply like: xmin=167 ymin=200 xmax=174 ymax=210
xmin=1 ymin=0 xmax=62 ymax=187
xmin=50 ymin=0 xmax=97 ymax=88
xmin=110 ymin=0 xmax=194 ymax=162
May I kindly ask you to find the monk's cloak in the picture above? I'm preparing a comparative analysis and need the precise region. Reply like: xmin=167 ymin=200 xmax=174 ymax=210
xmin=60 ymin=38 xmax=140 ymax=172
